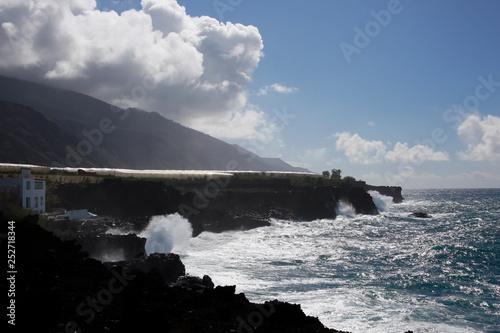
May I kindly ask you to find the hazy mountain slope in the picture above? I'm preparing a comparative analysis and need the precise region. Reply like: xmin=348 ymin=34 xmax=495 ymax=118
xmin=0 ymin=76 xmax=308 ymax=171
xmin=232 ymin=145 xmax=311 ymax=172
xmin=0 ymin=101 xmax=100 ymax=167
xmin=260 ymin=157 xmax=310 ymax=173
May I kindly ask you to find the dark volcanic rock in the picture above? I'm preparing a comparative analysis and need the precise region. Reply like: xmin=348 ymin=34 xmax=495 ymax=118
xmin=362 ymin=185 xmax=404 ymax=203
xmin=4 ymin=213 xmax=350 ymax=332
xmin=409 ymin=212 xmax=431 ymax=218
xmin=113 ymin=253 xmax=186 ymax=283
xmin=55 ymin=216 xmax=149 ymax=261
xmin=184 ymin=185 xmax=340 ymax=236
xmin=337 ymin=186 xmax=378 ymax=215
xmin=53 ymin=177 xmax=389 ymax=236
xmin=72 ymin=233 xmax=146 ymax=261
xmin=55 ymin=178 xmax=183 ymax=217
xmin=183 ymin=183 xmax=381 ymax=236
xmin=175 ymin=274 xmax=215 ymax=291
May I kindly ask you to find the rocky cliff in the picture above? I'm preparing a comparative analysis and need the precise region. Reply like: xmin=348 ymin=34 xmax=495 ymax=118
xmin=53 ymin=178 xmax=390 ymax=237
xmin=362 ymin=184 xmax=404 ymax=203
xmin=183 ymin=182 xmax=379 ymax=236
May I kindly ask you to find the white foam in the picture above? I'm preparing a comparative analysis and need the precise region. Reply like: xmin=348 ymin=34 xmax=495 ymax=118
xmin=139 ymin=214 xmax=192 ymax=254
xmin=368 ymin=191 xmax=394 ymax=212
xmin=180 ymin=212 xmax=492 ymax=333
xmin=336 ymin=200 xmax=357 ymax=217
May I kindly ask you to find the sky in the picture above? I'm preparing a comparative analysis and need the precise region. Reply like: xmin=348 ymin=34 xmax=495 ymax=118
xmin=0 ymin=0 xmax=499 ymax=188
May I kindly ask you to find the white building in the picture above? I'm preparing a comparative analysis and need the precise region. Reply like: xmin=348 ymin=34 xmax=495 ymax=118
xmin=0 ymin=168 xmax=46 ymax=213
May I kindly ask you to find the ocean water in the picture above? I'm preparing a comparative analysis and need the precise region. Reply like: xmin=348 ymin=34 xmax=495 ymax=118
xmin=169 ymin=189 xmax=500 ymax=332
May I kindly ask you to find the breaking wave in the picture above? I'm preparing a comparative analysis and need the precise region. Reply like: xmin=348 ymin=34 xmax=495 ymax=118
xmin=368 ymin=190 xmax=394 ymax=212
xmin=335 ymin=200 xmax=356 ymax=216
xmin=139 ymin=214 xmax=193 ymax=254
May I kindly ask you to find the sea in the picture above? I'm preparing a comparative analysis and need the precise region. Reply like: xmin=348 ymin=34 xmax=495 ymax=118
xmin=139 ymin=189 xmax=500 ymax=333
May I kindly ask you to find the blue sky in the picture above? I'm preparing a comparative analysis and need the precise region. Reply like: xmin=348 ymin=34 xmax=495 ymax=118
xmin=102 ymin=0 xmax=500 ymax=188
xmin=2 ymin=0 xmax=499 ymax=188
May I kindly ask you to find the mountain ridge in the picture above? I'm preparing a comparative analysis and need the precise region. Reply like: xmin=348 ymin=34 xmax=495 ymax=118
xmin=0 ymin=76 xmax=310 ymax=172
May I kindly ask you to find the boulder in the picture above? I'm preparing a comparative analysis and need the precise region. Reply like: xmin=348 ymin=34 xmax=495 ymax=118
xmin=175 ymin=274 xmax=215 ymax=290
xmin=117 ymin=253 xmax=186 ymax=283
xmin=409 ymin=212 xmax=431 ymax=218
xmin=74 ymin=233 xmax=146 ymax=261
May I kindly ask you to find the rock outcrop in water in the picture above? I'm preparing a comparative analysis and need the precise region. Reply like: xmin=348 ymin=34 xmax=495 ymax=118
xmin=409 ymin=212 xmax=431 ymax=218
xmin=361 ymin=184 xmax=404 ymax=203
xmin=4 ymin=214 xmax=350 ymax=333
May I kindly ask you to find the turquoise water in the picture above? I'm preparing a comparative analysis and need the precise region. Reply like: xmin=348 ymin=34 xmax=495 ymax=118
xmin=178 ymin=189 xmax=500 ymax=332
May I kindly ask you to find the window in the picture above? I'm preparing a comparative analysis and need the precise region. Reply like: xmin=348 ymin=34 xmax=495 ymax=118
xmin=40 ymin=197 xmax=44 ymax=206
xmin=35 ymin=197 xmax=39 ymax=208
xmin=25 ymin=197 xmax=30 ymax=208
xmin=26 ymin=181 xmax=31 ymax=190
xmin=35 ymin=181 xmax=44 ymax=190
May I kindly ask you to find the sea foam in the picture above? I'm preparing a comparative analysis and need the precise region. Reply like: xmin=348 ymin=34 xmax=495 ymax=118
xmin=368 ymin=190 xmax=394 ymax=212
xmin=335 ymin=200 xmax=357 ymax=216
xmin=139 ymin=214 xmax=193 ymax=254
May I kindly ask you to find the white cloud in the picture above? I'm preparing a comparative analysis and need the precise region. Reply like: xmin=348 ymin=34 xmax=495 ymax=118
xmin=0 ymin=0 xmax=265 ymax=138
xmin=257 ymin=83 xmax=298 ymax=96
xmin=367 ymin=121 xmax=375 ymax=126
xmin=362 ymin=171 xmax=500 ymax=189
xmin=386 ymin=142 xmax=449 ymax=163
xmin=298 ymin=147 xmax=327 ymax=161
xmin=458 ymin=114 xmax=500 ymax=161
xmin=331 ymin=132 xmax=450 ymax=165
xmin=333 ymin=132 xmax=387 ymax=164
xmin=187 ymin=106 xmax=276 ymax=141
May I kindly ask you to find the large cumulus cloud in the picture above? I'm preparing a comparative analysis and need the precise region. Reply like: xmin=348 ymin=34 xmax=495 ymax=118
xmin=0 ymin=0 xmax=265 ymax=138
xmin=458 ymin=114 xmax=500 ymax=161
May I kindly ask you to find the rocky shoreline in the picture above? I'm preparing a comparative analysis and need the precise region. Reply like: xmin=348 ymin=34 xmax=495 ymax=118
xmin=3 ymin=214 xmax=417 ymax=333
xmin=50 ymin=178 xmax=403 ymax=263
xmin=7 ymin=214 xmax=352 ymax=332
xmin=2 ymin=178 xmax=413 ymax=332
xmin=53 ymin=177 xmax=402 ymax=236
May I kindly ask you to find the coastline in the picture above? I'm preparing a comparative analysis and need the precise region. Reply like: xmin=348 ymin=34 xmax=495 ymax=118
xmin=5 ymin=213 xmax=353 ymax=332
xmin=1 ymin=167 xmax=409 ymax=332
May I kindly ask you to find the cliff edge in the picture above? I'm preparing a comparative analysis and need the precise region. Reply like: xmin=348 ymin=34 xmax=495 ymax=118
xmin=53 ymin=178 xmax=395 ymax=236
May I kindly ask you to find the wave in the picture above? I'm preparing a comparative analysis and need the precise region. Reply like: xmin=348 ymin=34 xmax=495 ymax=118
xmin=335 ymin=200 xmax=356 ymax=217
xmin=139 ymin=214 xmax=193 ymax=254
xmin=368 ymin=190 xmax=394 ymax=212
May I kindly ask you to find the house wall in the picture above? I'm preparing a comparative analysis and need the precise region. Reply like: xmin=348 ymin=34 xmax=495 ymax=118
xmin=1 ymin=170 xmax=46 ymax=213
xmin=21 ymin=178 xmax=46 ymax=213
